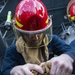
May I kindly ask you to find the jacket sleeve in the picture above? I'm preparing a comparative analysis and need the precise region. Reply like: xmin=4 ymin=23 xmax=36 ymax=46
xmin=1 ymin=43 xmax=20 ymax=75
xmin=51 ymin=35 xmax=75 ymax=62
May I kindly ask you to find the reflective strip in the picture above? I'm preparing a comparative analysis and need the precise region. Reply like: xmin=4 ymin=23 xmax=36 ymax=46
xmin=46 ymin=19 xmax=48 ymax=24
xmin=15 ymin=20 xmax=23 ymax=28
xmin=71 ymin=16 xmax=75 ymax=20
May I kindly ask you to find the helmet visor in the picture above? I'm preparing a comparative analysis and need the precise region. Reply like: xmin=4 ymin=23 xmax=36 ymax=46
xmin=12 ymin=18 xmax=52 ymax=48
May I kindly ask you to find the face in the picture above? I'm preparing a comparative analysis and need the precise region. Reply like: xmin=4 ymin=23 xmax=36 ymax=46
xmin=21 ymin=33 xmax=44 ymax=47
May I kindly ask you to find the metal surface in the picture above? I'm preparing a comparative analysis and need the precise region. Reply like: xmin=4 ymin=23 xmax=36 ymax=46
xmin=0 ymin=0 xmax=8 ymax=13
xmin=60 ymin=21 xmax=75 ymax=44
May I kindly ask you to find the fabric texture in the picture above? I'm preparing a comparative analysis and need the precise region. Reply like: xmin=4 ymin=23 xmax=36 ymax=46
xmin=16 ymin=35 xmax=51 ymax=75
xmin=16 ymin=35 xmax=49 ymax=64
xmin=32 ymin=61 xmax=51 ymax=75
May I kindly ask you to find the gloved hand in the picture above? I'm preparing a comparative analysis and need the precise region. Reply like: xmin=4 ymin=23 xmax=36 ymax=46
xmin=49 ymin=54 xmax=74 ymax=75
xmin=10 ymin=63 xmax=44 ymax=75
xmin=32 ymin=61 xmax=51 ymax=75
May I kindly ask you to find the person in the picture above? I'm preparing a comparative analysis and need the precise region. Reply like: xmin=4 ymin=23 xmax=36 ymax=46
xmin=1 ymin=0 xmax=75 ymax=75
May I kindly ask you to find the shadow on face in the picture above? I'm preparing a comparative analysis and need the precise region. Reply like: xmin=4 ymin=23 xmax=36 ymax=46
xmin=21 ymin=33 xmax=44 ymax=47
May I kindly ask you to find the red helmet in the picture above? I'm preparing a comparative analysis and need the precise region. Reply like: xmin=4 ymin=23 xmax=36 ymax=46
xmin=14 ymin=0 xmax=51 ymax=34
xmin=67 ymin=0 xmax=75 ymax=20
xmin=69 ymin=3 xmax=75 ymax=16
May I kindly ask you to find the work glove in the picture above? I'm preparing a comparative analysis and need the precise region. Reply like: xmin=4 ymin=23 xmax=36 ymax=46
xmin=49 ymin=54 xmax=74 ymax=75
xmin=10 ymin=63 xmax=44 ymax=75
xmin=32 ymin=61 xmax=51 ymax=75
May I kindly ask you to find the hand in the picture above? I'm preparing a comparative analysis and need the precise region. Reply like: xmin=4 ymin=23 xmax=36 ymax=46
xmin=10 ymin=63 xmax=44 ymax=75
xmin=49 ymin=54 xmax=74 ymax=75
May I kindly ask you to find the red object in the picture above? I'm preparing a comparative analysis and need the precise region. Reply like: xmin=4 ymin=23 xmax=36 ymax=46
xmin=14 ymin=0 xmax=49 ymax=31
xmin=69 ymin=3 xmax=75 ymax=16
